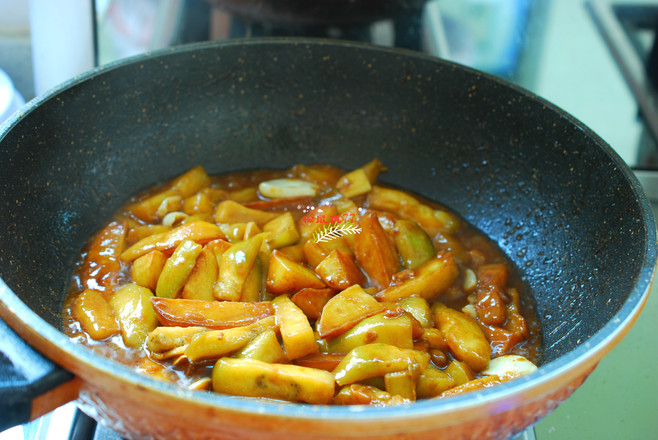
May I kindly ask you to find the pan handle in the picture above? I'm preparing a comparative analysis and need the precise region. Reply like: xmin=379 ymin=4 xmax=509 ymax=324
xmin=0 ymin=318 xmax=78 ymax=432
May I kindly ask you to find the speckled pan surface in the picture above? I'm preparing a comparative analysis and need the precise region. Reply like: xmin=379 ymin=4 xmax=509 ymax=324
xmin=0 ymin=39 xmax=655 ymax=439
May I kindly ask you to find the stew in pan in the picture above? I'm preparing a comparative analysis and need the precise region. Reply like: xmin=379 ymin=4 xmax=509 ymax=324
xmin=63 ymin=159 xmax=540 ymax=405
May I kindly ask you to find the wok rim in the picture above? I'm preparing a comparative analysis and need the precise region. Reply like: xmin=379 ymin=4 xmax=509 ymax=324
xmin=0 ymin=38 xmax=656 ymax=426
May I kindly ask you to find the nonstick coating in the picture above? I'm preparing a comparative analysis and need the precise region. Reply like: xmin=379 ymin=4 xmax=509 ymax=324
xmin=0 ymin=39 xmax=654 ymax=389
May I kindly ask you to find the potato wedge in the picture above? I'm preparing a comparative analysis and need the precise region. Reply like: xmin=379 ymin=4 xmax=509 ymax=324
xmin=385 ymin=370 xmax=417 ymax=401
xmin=316 ymin=284 xmax=385 ymax=340
xmin=185 ymin=316 xmax=277 ymax=363
xmin=375 ymin=252 xmax=459 ymax=302
xmin=398 ymin=297 xmax=433 ymax=328
xmin=273 ymin=295 xmax=318 ymax=360
xmin=212 ymin=358 xmax=335 ymax=404
xmin=294 ymin=353 xmax=345 ymax=371
xmin=72 ymin=289 xmax=120 ymax=340
xmin=440 ymin=376 xmax=503 ymax=398
xmin=170 ymin=165 xmax=211 ymax=198
xmin=433 ymin=303 xmax=491 ymax=372
xmin=109 ymin=283 xmax=158 ymax=348
xmin=324 ymin=312 xmax=415 ymax=353
xmin=80 ymin=221 xmax=128 ymax=292
xmin=263 ymin=212 xmax=300 ymax=249
xmin=333 ymin=343 xmax=430 ymax=386
xmin=354 ymin=211 xmax=399 ymax=290
xmin=266 ymin=250 xmax=326 ymax=294
xmin=182 ymin=191 xmax=214 ymax=215
xmin=333 ymin=384 xmax=410 ymax=406
xmin=214 ymin=200 xmax=279 ymax=226
xmin=151 ymin=297 xmax=274 ymax=329
xmin=121 ymin=221 xmax=225 ymax=262
xmin=445 ymin=360 xmax=475 ymax=385
xmin=181 ymin=245 xmax=218 ymax=301
xmin=234 ymin=329 xmax=286 ymax=363
xmin=416 ymin=365 xmax=456 ymax=398
xmin=146 ymin=326 xmax=208 ymax=354
xmin=156 ymin=240 xmax=203 ymax=299
xmin=394 ymin=219 xmax=435 ymax=270
xmin=131 ymin=250 xmax=167 ymax=292
xmin=214 ymin=234 xmax=264 ymax=301
xmin=290 ymin=287 xmax=335 ymax=320
xmin=128 ymin=189 xmax=181 ymax=223
xmin=336 ymin=168 xmax=372 ymax=198
xmin=315 ymin=250 xmax=364 ymax=290
xmin=367 ymin=186 xmax=460 ymax=236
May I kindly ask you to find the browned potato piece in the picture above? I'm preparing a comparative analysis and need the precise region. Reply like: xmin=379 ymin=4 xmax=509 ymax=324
xmin=181 ymin=245 xmax=218 ymax=301
xmin=324 ymin=312 xmax=416 ymax=353
xmin=234 ymin=329 xmax=286 ymax=363
xmin=263 ymin=212 xmax=300 ymax=249
xmin=334 ymin=384 xmax=410 ymax=405
xmin=109 ymin=283 xmax=158 ymax=348
xmin=170 ymin=165 xmax=211 ymax=197
xmin=315 ymin=249 xmax=364 ymax=290
xmin=294 ymin=353 xmax=345 ymax=371
xmin=273 ymin=295 xmax=318 ymax=360
xmin=316 ymin=285 xmax=385 ymax=340
xmin=290 ymin=287 xmax=335 ymax=320
xmin=367 ymin=186 xmax=460 ymax=236
xmin=433 ymin=303 xmax=492 ymax=372
xmin=214 ymin=200 xmax=279 ymax=226
xmin=266 ymin=250 xmax=326 ymax=294
xmin=332 ymin=343 xmax=430 ymax=386
xmin=440 ymin=376 xmax=503 ymax=398
xmin=182 ymin=192 xmax=214 ymax=215
xmin=375 ymin=252 xmax=459 ymax=302
xmin=212 ymin=358 xmax=335 ymax=404
xmin=416 ymin=366 xmax=456 ymax=398
xmin=336 ymin=168 xmax=372 ymax=199
xmin=156 ymin=240 xmax=203 ymax=299
xmin=72 ymin=289 xmax=120 ymax=340
xmin=214 ymin=234 xmax=264 ymax=301
xmin=354 ymin=211 xmax=399 ymax=291
xmin=128 ymin=189 xmax=181 ymax=223
xmin=385 ymin=370 xmax=417 ymax=401
xmin=151 ymin=297 xmax=274 ymax=329
xmin=80 ymin=221 xmax=128 ymax=293
xmin=131 ymin=250 xmax=167 ymax=292
xmin=185 ymin=316 xmax=277 ymax=363
xmin=121 ymin=221 xmax=226 ymax=262
xmin=146 ymin=326 xmax=208 ymax=354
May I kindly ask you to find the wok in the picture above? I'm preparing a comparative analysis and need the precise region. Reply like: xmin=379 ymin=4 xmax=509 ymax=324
xmin=0 ymin=39 xmax=655 ymax=439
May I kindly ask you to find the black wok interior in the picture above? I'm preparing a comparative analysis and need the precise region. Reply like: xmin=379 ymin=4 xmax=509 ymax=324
xmin=0 ymin=39 xmax=651 ymax=365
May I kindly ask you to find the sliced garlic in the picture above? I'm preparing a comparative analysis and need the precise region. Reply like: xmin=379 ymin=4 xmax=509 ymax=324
xmin=481 ymin=355 xmax=538 ymax=380
xmin=258 ymin=178 xmax=319 ymax=199
xmin=156 ymin=195 xmax=183 ymax=218
xmin=461 ymin=303 xmax=477 ymax=319
xmin=162 ymin=211 xmax=188 ymax=227
xmin=463 ymin=268 xmax=477 ymax=292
